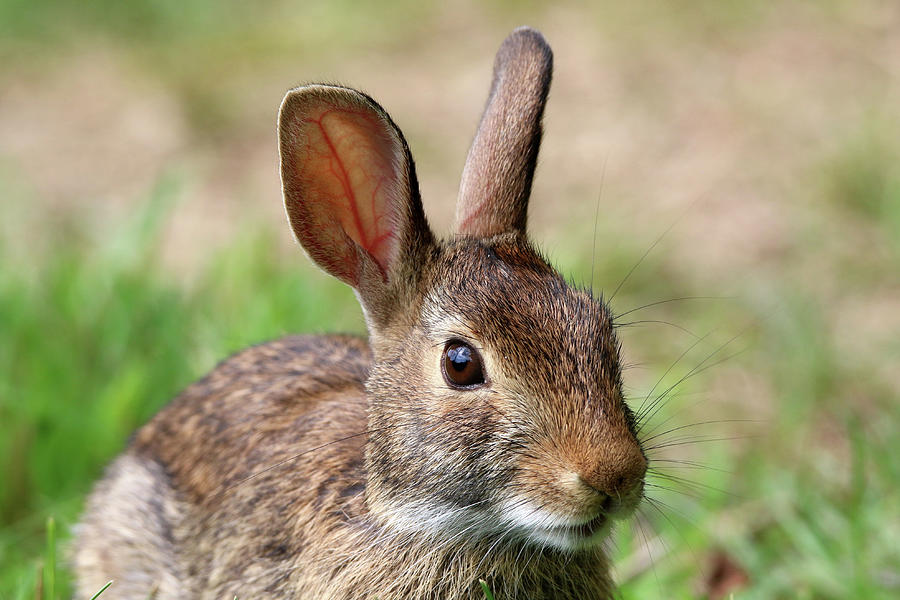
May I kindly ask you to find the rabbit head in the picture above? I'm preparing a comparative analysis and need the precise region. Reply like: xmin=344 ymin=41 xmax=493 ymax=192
xmin=278 ymin=27 xmax=646 ymax=552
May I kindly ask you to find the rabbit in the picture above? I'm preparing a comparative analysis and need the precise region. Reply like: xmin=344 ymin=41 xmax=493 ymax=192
xmin=73 ymin=26 xmax=647 ymax=600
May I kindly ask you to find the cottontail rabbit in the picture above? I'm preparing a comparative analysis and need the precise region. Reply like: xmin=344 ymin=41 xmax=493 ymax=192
xmin=74 ymin=26 xmax=647 ymax=599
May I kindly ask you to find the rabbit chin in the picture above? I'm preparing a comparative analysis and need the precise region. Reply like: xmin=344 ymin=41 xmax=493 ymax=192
xmin=374 ymin=497 xmax=614 ymax=553
xmin=495 ymin=497 xmax=615 ymax=552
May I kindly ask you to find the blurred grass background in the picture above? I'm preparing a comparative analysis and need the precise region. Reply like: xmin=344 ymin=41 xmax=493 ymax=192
xmin=1 ymin=1 xmax=899 ymax=598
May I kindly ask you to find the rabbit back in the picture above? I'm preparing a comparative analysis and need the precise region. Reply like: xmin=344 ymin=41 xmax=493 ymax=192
xmin=74 ymin=334 xmax=372 ymax=599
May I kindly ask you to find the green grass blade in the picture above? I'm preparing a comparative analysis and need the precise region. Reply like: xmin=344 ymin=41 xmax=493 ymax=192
xmin=479 ymin=579 xmax=495 ymax=600
xmin=89 ymin=581 xmax=114 ymax=600
xmin=44 ymin=516 xmax=56 ymax=600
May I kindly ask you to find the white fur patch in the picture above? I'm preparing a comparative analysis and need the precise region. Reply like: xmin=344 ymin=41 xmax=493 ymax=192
xmin=378 ymin=494 xmax=612 ymax=553
xmin=496 ymin=497 xmax=613 ymax=551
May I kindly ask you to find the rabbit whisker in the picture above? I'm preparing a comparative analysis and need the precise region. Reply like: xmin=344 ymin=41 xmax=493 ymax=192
xmin=643 ymin=433 xmax=755 ymax=452
xmin=608 ymin=196 xmax=701 ymax=304
xmin=634 ymin=331 xmax=714 ymax=427
xmin=613 ymin=295 xmax=732 ymax=320
xmin=636 ymin=327 xmax=752 ymax=430
xmin=589 ymin=156 xmax=608 ymax=293
xmin=612 ymin=319 xmax=702 ymax=339
xmin=640 ymin=419 xmax=756 ymax=444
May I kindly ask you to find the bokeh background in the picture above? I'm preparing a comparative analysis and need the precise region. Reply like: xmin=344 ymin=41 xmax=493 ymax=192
xmin=2 ymin=1 xmax=898 ymax=598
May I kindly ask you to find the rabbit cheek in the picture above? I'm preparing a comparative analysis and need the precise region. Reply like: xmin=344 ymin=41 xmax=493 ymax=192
xmin=422 ymin=340 xmax=515 ymax=509
xmin=410 ymin=392 xmax=508 ymax=503
xmin=366 ymin=349 xmax=515 ymax=537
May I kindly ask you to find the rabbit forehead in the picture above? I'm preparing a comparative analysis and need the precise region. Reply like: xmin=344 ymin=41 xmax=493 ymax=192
xmin=423 ymin=238 xmax=621 ymax=401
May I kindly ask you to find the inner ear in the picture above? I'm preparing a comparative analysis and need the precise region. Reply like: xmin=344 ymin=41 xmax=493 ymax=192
xmin=279 ymin=85 xmax=424 ymax=288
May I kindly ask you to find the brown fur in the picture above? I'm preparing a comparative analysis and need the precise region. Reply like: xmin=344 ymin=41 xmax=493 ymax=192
xmin=457 ymin=27 xmax=552 ymax=237
xmin=74 ymin=27 xmax=646 ymax=599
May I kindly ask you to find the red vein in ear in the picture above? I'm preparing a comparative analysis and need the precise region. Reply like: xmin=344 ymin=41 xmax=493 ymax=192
xmin=458 ymin=198 xmax=488 ymax=232
xmin=313 ymin=111 xmax=373 ymax=250
xmin=296 ymin=105 xmax=399 ymax=282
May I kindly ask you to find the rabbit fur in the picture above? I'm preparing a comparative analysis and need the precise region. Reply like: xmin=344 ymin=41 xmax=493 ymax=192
xmin=74 ymin=27 xmax=647 ymax=599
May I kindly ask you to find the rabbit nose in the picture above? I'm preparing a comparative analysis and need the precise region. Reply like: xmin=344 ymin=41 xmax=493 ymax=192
xmin=577 ymin=442 xmax=647 ymax=508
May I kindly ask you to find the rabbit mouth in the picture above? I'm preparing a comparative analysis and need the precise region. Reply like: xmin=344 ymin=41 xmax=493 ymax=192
xmin=552 ymin=513 xmax=608 ymax=539
xmin=495 ymin=497 xmax=618 ymax=550
xmin=533 ymin=512 xmax=613 ymax=550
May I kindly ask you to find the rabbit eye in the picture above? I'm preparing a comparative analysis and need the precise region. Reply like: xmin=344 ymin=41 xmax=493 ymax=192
xmin=442 ymin=341 xmax=486 ymax=389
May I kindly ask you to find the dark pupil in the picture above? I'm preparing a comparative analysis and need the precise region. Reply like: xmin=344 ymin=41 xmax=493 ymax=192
xmin=447 ymin=345 xmax=471 ymax=372
xmin=443 ymin=341 xmax=484 ymax=388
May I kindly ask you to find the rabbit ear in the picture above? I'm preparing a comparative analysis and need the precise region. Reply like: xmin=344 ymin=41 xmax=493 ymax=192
xmin=456 ymin=27 xmax=553 ymax=238
xmin=279 ymin=85 xmax=432 ymax=318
